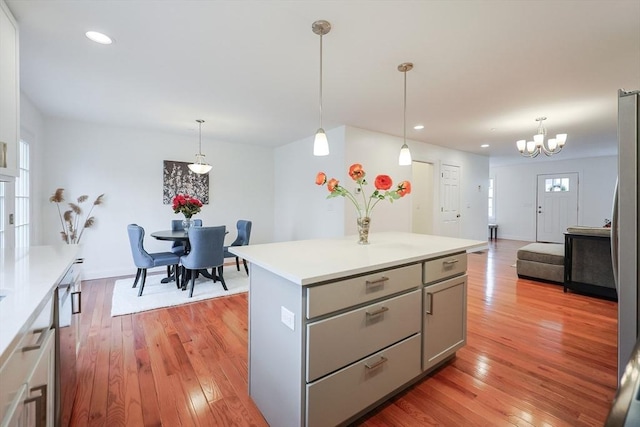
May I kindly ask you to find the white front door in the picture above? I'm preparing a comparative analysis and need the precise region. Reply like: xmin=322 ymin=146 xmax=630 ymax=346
xmin=411 ymin=161 xmax=434 ymax=235
xmin=440 ymin=164 xmax=460 ymax=238
xmin=536 ymin=173 xmax=579 ymax=243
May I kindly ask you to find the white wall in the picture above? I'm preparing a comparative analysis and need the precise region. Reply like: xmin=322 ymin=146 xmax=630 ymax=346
xmin=39 ymin=117 xmax=274 ymax=279
xmin=273 ymin=127 xmax=346 ymax=242
xmin=490 ymin=155 xmax=617 ymax=241
xmin=346 ymin=127 xmax=490 ymax=242
xmin=273 ymin=126 xmax=490 ymax=243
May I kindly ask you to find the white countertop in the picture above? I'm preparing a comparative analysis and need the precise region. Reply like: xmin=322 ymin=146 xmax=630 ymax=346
xmin=0 ymin=245 xmax=80 ymax=363
xmin=230 ymin=232 xmax=485 ymax=286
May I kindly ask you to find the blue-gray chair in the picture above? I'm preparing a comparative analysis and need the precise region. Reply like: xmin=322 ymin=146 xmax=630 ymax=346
xmin=181 ymin=226 xmax=227 ymax=297
xmin=223 ymin=220 xmax=252 ymax=275
xmin=170 ymin=218 xmax=202 ymax=256
xmin=127 ymin=224 xmax=181 ymax=297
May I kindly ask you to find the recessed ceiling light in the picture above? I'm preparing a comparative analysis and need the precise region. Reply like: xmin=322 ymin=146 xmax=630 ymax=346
xmin=85 ymin=31 xmax=113 ymax=45
xmin=481 ymin=144 xmax=490 ymax=148
xmin=413 ymin=125 xmax=424 ymax=130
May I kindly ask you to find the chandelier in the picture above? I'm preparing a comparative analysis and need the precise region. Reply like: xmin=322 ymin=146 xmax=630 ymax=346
xmin=516 ymin=116 xmax=567 ymax=158
xmin=188 ymin=119 xmax=212 ymax=174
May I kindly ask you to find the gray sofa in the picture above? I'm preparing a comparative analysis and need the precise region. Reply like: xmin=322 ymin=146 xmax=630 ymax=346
xmin=564 ymin=226 xmax=616 ymax=299
xmin=515 ymin=226 xmax=617 ymax=300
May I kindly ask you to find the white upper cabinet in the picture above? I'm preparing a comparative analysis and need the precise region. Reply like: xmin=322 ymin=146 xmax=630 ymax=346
xmin=0 ymin=0 xmax=19 ymax=179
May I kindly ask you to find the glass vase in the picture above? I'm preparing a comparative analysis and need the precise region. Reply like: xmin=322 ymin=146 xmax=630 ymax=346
xmin=182 ymin=218 xmax=193 ymax=231
xmin=357 ymin=216 xmax=371 ymax=245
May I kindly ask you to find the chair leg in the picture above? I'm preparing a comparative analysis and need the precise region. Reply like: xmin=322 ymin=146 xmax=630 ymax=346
xmin=132 ymin=268 xmax=142 ymax=288
xmin=167 ymin=265 xmax=172 ymax=278
xmin=189 ymin=271 xmax=197 ymax=297
xmin=138 ymin=269 xmax=148 ymax=297
xmin=174 ymin=264 xmax=180 ymax=288
xmin=243 ymin=259 xmax=249 ymax=275
xmin=217 ymin=266 xmax=228 ymax=291
xmin=235 ymin=256 xmax=240 ymax=271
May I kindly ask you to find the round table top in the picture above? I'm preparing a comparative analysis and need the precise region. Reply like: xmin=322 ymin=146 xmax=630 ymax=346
xmin=150 ymin=230 xmax=189 ymax=241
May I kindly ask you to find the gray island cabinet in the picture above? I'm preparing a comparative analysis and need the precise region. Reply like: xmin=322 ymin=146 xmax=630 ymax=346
xmin=230 ymin=232 xmax=484 ymax=427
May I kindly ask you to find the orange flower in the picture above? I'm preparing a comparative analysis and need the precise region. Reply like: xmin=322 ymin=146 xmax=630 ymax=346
xmin=374 ymin=175 xmax=393 ymax=191
xmin=397 ymin=181 xmax=411 ymax=197
xmin=348 ymin=163 xmax=365 ymax=180
xmin=315 ymin=172 xmax=327 ymax=185
xmin=327 ymin=178 xmax=339 ymax=192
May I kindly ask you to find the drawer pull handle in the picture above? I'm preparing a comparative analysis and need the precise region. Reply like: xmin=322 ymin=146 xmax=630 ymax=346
xmin=365 ymin=276 xmax=389 ymax=286
xmin=22 ymin=328 xmax=49 ymax=352
xmin=425 ymin=293 xmax=433 ymax=315
xmin=72 ymin=290 xmax=82 ymax=314
xmin=443 ymin=259 xmax=459 ymax=266
xmin=365 ymin=356 xmax=388 ymax=370
xmin=24 ymin=385 xmax=47 ymax=427
xmin=366 ymin=306 xmax=389 ymax=317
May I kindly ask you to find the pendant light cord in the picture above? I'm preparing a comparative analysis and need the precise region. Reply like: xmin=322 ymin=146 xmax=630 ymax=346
xmin=403 ymin=70 xmax=407 ymax=144
xmin=197 ymin=119 xmax=204 ymax=156
xmin=319 ymin=33 xmax=323 ymax=128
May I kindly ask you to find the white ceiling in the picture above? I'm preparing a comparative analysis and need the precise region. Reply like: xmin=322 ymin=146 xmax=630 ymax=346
xmin=6 ymin=0 xmax=640 ymax=165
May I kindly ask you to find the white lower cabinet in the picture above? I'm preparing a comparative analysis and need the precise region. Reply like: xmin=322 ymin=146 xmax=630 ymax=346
xmin=306 ymin=334 xmax=422 ymax=427
xmin=423 ymin=274 xmax=467 ymax=371
xmin=0 ymin=292 xmax=56 ymax=427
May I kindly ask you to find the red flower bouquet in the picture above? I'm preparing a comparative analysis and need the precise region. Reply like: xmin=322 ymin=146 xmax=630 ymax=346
xmin=172 ymin=194 xmax=203 ymax=219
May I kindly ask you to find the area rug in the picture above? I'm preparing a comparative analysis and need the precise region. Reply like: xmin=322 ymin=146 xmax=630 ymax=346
xmin=111 ymin=269 xmax=249 ymax=317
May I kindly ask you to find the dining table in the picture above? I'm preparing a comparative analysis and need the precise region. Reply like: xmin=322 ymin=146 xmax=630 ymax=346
xmin=150 ymin=229 xmax=225 ymax=289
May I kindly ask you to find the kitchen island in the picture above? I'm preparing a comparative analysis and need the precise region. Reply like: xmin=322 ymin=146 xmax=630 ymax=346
xmin=230 ymin=232 xmax=485 ymax=427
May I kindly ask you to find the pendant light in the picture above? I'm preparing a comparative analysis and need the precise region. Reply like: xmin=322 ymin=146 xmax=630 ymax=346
xmin=188 ymin=119 xmax=212 ymax=174
xmin=312 ymin=20 xmax=331 ymax=156
xmin=398 ymin=63 xmax=413 ymax=165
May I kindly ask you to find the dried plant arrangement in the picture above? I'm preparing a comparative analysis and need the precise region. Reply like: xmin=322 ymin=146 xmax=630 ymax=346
xmin=49 ymin=188 xmax=105 ymax=244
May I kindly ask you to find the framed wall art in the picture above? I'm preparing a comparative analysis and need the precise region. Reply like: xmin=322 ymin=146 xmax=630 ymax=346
xmin=162 ymin=160 xmax=209 ymax=204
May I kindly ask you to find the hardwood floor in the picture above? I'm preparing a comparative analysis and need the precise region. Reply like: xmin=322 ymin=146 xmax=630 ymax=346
xmin=68 ymin=239 xmax=618 ymax=426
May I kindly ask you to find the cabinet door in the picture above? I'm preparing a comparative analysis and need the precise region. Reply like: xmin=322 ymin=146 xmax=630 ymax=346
xmin=0 ymin=0 xmax=19 ymax=176
xmin=25 ymin=329 xmax=56 ymax=427
xmin=423 ymin=275 xmax=467 ymax=371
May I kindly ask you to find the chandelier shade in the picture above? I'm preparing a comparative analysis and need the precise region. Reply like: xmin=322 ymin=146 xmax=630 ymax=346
xmin=398 ymin=62 xmax=413 ymax=166
xmin=312 ymin=20 xmax=331 ymax=156
xmin=516 ymin=117 xmax=567 ymax=158
xmin=188 ymin=119 xmax=212 ymax=174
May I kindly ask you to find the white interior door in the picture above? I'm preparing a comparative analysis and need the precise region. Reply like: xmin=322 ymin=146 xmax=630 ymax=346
xmin=440 ymin=164 xmax=461 ymax=238
xmin=536 ymin=173 xmax=579 ymax=243
xmin=411 ymin=161 xmax=434 ymax=234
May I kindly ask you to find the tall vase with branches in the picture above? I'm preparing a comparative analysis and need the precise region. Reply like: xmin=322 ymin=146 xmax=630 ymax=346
xmin=49 ymin=188 xmax=105 ymax=244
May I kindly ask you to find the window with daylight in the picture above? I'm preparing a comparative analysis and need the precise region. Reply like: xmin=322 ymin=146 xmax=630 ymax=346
xmin=15 ymin=139 xmax=29 ymax=248
xmin=488 ymin=177 xmax=495 ymax=220
xmin=545 ymin=177 xmax=569 ymax=192
xmin=0 ymin=182 xmax=4 ymax=249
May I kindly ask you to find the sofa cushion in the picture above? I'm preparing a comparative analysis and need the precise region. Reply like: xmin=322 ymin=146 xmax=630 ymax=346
xmin=517 ymin=243 xmax=564 ymax=265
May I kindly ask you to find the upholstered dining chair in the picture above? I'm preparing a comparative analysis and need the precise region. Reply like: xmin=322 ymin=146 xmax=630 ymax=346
xmin=180 ymin=225 xmax=227 ymax=298
xmin=223 ymin=220 xmax=252 ymax=275
xmin=170 ymin=218 xmax=203 ymax=256
xmin=127 ymin=224 xmax=181 ymax=297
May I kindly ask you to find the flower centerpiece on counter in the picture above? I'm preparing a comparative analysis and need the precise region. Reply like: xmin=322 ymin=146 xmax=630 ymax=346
xmin=172 ymin=194 xmax=203 ymax=230
xmin=316 ymin=163 xmax=411 ymax=244
xmin=49 ymin=188 xmax=105 ymax=244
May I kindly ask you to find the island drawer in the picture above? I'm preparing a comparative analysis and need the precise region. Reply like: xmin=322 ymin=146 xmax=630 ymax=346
xmin=306 ymin=333 xmax=421 ymax=427
xmin=306 ymin=263 xmax=421 ymax=319
xmin=306 ymin=289 xmax=421 ymax=383
xmin=423 ymin=252 xmax=467 ymax=284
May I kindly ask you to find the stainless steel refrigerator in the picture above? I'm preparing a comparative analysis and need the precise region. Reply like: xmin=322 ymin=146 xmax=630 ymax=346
xmin=606 ymin=89 xmax=640 ymax=426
